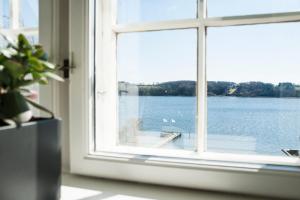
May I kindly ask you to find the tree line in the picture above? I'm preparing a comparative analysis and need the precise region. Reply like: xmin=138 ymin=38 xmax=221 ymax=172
xmin=119 ymin=81 xmax=300 ymax=97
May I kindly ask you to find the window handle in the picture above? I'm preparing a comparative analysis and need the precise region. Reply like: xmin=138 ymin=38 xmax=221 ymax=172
xmin=59 ymin=53 xmax=76 ymax=79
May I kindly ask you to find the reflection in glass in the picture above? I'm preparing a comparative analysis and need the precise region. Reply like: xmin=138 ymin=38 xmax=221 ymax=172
xmin=117 ymin=29 xmax=197 ymax=150
xmin=207 ymin=23 xmax=300 ymax=155
xmin=118 ymin=0 xmax=197 ymax=24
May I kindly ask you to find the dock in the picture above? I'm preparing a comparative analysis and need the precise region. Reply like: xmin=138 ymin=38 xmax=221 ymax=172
xmin=124 ymin=131 xmax=181 ymax=148
xmin=153 ymin=133 xmax=181 ymax=148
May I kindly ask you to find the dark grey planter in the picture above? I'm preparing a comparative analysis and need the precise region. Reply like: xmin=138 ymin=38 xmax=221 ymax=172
xmin=0 ymin=118 xmax=61 ymax=200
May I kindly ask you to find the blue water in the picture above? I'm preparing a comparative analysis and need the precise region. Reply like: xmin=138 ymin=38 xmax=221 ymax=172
xmin=119 ymin=96 xmax=300 ymax=155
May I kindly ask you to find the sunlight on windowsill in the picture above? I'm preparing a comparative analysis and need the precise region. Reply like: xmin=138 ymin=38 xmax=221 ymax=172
xmin=61 ymin=186 xmax=102 ymax=200
xmin=61 ymin=185 xmax=155 ymax=200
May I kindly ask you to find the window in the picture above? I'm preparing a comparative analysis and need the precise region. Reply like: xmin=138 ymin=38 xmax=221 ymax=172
xmin=0 ymin=0 xmax=38 ymax=43
xmin=117 ymin=29 xmax=197 ymax=151
xmin=117 ymin=0 xmax=197 ymax=24
xmin=93 ymin=0 xmax=300 ymax=162
xmin=207 ymin=23 xmax=300 ymax=155
xmin=0 ymin=0 xmax=39 ymax=110
xmin=69 ymin=1 xmax=300 ymax=198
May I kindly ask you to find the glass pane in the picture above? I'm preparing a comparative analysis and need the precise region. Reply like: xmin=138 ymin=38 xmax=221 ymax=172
xmin=26 ymin=34 xmax=39 ymax=44
xmin=117 ymin=29 xmax=197 ymax=151
xmin=0 ymin=36 xmax=9 ymax=48
xmin=0 ymin=0 xmax=10 ymax=28
xmin=20 ymin=0 xmax=38 ymax=28
xmin=118 ymin=0 xmax=197 ymax=24
xmin=208 ymin=0 xmax=300 ymax=17
xmin=207 ymin=22 xmax=300 ymax=156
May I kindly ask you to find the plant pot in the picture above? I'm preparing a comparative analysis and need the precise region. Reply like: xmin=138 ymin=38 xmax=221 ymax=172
xmin=0 ymin=118 xmax=61 ymax=200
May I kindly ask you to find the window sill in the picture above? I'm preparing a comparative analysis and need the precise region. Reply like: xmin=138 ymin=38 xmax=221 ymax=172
xmin=61 ymin=173 xmax=265 ymax=200
xmin=87 ymin=151 xmax=300 ymax=175
xmin=70 ymin=151 xmax=300 ymax=199
xmin=92 ymin=145 xmax=300 ymax=167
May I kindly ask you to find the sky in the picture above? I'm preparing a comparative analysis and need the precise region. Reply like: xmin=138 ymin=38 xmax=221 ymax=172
xmin=0 ymin=0 xmax=10 ymax=28
xmin=20 ymin=0 xmax=39 ymax=28
xmin=117 ymin=0 xmax=300 ymax=84
xmin=0 ymin=0 xmax=38 ymax=45
xmin=0 ymin=0 xmax=38 ymax=28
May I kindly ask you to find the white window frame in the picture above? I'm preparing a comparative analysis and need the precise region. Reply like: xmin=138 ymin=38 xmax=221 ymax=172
xmin=94 ymin=0 xmax=300 ymax=164
xmin=70 ymin=0 xmax=300 ymax=199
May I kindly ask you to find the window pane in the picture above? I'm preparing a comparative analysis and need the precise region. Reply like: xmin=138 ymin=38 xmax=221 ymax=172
xmin=0 ymin=0 xmax=10 ymax=28
xmin=208 ymin=0 xmax=300 ymax=17
xmin=20 ymin=0 xmax=38 ymax=28
xmin=207 ymin=23 xmax=300 ymax=156
xmin=117 ymin=0 xmax=197 ymax=24
xmin=25 ymin=34 xmax=39 ymax=44
xmin=117 ymin=29 xmax=197 ymax=151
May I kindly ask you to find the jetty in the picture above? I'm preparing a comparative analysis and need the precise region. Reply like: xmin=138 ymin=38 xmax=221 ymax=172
xmin=153 ymin=132 xmax=181 ymax=148
xmin=124 ymin=130 xmax=181 ymax=148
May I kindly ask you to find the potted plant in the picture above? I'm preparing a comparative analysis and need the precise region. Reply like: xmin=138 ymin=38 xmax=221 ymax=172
xmin=0 ymin=34 xmax=63 ymax=200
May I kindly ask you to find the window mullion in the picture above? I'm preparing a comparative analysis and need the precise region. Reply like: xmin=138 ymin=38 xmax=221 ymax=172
xmin=11 ymin=0 xmax=20 ymax=29
xmin=95 ymin=0 xmax=118 ymax=151
xmin=197 ymin=0 xmax=207 ymax=153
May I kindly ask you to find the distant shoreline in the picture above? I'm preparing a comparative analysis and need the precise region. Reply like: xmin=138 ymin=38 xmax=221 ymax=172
xmin=119 ymin=81 xmax=300 ymax=98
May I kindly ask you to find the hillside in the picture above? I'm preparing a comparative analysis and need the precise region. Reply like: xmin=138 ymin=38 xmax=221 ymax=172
xmin=119 ymin=81 xmax=300 ymax=97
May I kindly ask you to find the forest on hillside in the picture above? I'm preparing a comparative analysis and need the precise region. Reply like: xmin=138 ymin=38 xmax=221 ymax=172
xmin=118 ymin=81 xmax=300 ymax=97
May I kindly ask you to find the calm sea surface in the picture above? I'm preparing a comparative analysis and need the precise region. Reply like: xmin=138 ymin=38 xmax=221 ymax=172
xmin=119 ymin=96 xmax=300 ymax=155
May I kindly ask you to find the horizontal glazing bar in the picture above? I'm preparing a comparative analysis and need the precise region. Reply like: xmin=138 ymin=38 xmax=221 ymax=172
xmin=113 ymin=12 xmax=300 ymax=33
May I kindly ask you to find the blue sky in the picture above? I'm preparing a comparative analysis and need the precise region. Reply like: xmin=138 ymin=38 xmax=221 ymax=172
xmin=0 ymin=0 xmax=38 ymax=28
xmin=117 ymin=0 xmax=300 ymax=84
xmin=1 ymin=0 xmax=10 ymax=28
xmin=20 ymin=0 xmax=38 ymax=28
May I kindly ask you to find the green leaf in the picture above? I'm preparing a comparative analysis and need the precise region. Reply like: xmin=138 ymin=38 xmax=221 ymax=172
xmin=3 ymin=60 xmax=24 ymax=79
xmin=28 ymin=57 xmax=45 ymax=71
xmin=40 ymin=60 xmax=56 ymax=69
xmin=15 ymin=80 xmax=38 ymax=88
xmin=1 ymin=47 xmax=17 ymax=58
xmin=43 ymin=72 xmax=64 ymax=82
xmin=25 ymin=98 xmax=54 ymax=118
xmin=0 ymin=71 xmax=11 ymax=87
xmin=31 ymin=71 xmax=43 ymax=80
xmin=0 ymin=54 xmax=6 ymax=63
xmin=0 ymin=34 xmax=62 ymax=92
xmin=0 ymin=91 xmax=30 ymax=118
xmin=39 ymin=77 xmax=48 ymax=84
xmin=18 ymin=34 xmax=31 ymax=50
xmin=33 ymin=47 xmax=45 ymax=58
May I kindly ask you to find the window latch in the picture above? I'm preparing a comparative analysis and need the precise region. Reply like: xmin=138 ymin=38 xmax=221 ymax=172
xmin=59 ymin=53 xmax=76 ymax=79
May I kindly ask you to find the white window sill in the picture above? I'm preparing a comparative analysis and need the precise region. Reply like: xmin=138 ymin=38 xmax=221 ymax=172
xmin=70 ymin=151 xmax=300 ymax=199
xmin=91 ymin=145 xmax=300 ymax=167
xmin=61 ymin=173 xmax=266 ymax=200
